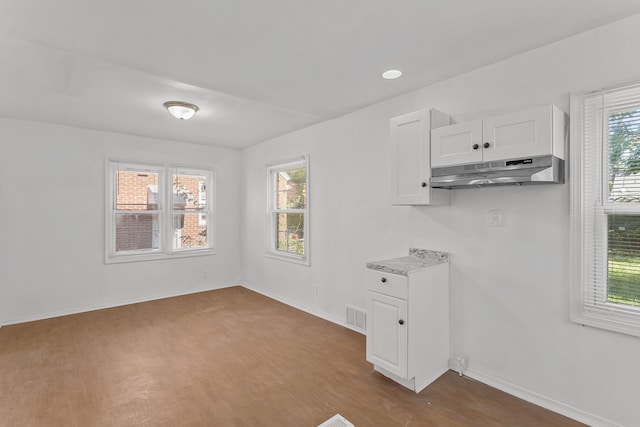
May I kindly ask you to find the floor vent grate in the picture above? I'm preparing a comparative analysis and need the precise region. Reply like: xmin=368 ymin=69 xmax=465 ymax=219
xmin=346 ymin=305 xmax=366 ymax=332
xmin=318 ymin=414 xmax=355 ymax=427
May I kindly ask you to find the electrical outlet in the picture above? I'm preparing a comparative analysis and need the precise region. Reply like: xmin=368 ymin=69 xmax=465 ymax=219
xmin=489 ymin=209 xmax=505 ymax=227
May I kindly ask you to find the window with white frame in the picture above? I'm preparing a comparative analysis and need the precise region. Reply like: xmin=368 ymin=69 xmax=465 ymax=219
xmin=266 ymin=157 xmax=309 ymax=264
xmin=106 ymin=161 xmax=214 ymax=263
xmin=571 ymin=82 xmax=640 ymax=337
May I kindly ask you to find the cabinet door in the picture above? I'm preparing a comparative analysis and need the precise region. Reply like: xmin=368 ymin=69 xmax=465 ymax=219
xmin=482 ymin=105 xmax=552 ymax=162
xmin=366 ymin=291 xmax=408 ymax=378
xmin=431 ymin=120 xmax=483 ymax=167
xmin=390 ymin=109 xmax=429 ymax=205
xmin=390 ymin=109 xmax=449 ymax=205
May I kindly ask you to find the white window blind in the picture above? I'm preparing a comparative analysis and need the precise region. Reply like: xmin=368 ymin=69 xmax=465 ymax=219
xmin=571 ymin=82 xmax=640 ymax=337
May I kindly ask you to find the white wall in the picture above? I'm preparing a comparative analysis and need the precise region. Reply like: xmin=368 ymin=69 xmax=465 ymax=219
xmin=0 ymin=118 xmax=242 ymax=325
xmin=1 ymin=13 xmax=639 ymax=427
xmin=241 ymin=14 xmax=640 ymax=427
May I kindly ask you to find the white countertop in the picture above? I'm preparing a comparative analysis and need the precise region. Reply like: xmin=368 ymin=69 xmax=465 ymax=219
xmin=366 ymin=248 xmax=449 ymax=276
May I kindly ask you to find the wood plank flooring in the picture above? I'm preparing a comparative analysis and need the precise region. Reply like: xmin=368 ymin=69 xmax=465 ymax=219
xmin=0 ymin=286 xmax=585 ymax=426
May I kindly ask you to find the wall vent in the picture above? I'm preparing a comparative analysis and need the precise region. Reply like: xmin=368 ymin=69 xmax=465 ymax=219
xmin=346 ymin=305 xmax=366 ymax=332
xmin=318 ymin=414 xmax=355 ymax=427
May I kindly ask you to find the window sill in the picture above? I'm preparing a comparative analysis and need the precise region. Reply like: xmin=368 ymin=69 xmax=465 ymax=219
xmin=265 ymin=250 xmax=310 ymax=266
xmin=571 ymin=307 xmax=640 ymax=338
xmin=105 ymin=248 xmax=216 ymax=264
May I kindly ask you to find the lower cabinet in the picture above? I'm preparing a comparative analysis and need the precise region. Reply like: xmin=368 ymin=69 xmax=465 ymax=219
xmin=366 ymin=265 xmax=449 ymax=393
xmin=367 ymin=288 xmax=408 ymax=378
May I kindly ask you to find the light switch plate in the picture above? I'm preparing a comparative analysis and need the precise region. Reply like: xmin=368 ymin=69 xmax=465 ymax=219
xmin=489 ymin=209 xmax=505 ymax=227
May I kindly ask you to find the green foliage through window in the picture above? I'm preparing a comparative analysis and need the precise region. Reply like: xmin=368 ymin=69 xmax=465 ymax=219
xmin=607 ymin=109 xmax=640 ymax=306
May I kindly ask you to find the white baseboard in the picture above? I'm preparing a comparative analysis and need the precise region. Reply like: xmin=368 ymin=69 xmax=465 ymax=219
xmin=241 ymin=282 xmax=362 ymax=334
xmin=463 ymin=368 xmax=622 ymax=427
xmin=1 ymin=281 xmax=239 ymax=326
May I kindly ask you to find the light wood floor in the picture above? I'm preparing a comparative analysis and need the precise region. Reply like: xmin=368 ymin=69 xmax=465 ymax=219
xmin=0 ymin=286 xmax=584 ymax=427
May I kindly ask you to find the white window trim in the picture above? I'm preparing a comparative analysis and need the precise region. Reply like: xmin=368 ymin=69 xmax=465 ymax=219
xmin=265 ymin=155 xmax=310 ymax=265
xmin=105 ymin=159 xmax=216 ymax=264
xmin=570 ymin=86 xmax=640 ymax=337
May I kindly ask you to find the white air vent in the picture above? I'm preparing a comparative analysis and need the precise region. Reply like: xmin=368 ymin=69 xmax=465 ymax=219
xmin=346 ymin=305 xmax=366 ymax=332
xmin=318 ymin=414 xmax=355 ymax=427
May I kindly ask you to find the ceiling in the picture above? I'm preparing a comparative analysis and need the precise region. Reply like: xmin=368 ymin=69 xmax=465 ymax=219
xmin=1 ymin=1 xmax=640 ymax=149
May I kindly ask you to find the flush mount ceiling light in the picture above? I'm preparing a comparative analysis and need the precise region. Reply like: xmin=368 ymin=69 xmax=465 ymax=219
xmin=163 ymin=101 xmax=199 ymax=120
xmin=382 ymin=69 xmax=402 ymax=80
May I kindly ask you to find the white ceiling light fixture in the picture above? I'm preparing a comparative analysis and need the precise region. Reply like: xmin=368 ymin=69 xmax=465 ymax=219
xmin=163 ymin=101 xmax=199 ymax=120
xmin=382 ymin=69 xmax=402 ymax=80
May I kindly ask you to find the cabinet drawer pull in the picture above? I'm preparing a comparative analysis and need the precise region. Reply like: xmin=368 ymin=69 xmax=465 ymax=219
xmin=472 ymin=143 xmax=479 ymax=150
xmin=421 ymin=182 xmax=427 ymax=188
xmin=399 ymin=319 xmax=405 ymax=325
xmin=483 ymin=142 xmax=490 ymax=148
xmin=381 ymin=277 xmax=387 ymax=283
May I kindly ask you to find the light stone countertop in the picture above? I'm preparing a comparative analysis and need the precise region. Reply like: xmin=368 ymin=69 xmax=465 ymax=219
xmin=366 ymin=248 xmax=449 ymax=276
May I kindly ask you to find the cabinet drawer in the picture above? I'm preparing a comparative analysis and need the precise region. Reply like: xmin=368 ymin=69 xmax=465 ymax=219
xmin=366 ymin=269 xmax=408 ymax=299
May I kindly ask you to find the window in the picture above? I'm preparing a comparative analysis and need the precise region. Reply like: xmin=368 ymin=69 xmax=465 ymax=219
xmin=266 ymin=156 xmax=309 ymax=264
xmin=106 ymin=161 xmax=214 ymax=263
xmin=571 ymin=82 xmax=640 ymax=336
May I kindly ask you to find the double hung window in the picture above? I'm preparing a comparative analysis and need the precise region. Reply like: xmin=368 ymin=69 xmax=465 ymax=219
xmin=106 ymin=161 xmax=214 ymax=263
xmin=267 ymin=157 xmax=309 ymax=264
xmin=571 ymin=83 xmax=640 ymax=336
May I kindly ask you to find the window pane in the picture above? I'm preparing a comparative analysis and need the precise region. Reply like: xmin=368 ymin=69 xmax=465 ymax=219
xmin=115 ymin=213 xmax=159 ymax=252
xmin=275 ymin=168 xmax=306 ymax=209
xmin=172 ymin=213 xmax=208 ymax=249
xmin=608 ymin=109 xmax=640 ymax=203
xmin=173 ymin=173 xmax=207 ymax=210
xmin=276 ymin=213 xmax=304 ymax=255
xmin=608 ymin=214 xmax=640 ymax=307
xmin=116 ymin=170 xmax=159 ymax=210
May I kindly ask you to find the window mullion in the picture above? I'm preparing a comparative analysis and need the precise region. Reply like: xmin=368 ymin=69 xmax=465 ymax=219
xmin=270 ymin=208 xmax=305 ymax=214
xmin=166 ymin=166 xmax=175 ymax=254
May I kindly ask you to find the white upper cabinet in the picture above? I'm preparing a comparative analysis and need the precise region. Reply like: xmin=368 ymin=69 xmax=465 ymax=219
xmin=429 ymin=120 xmax=483 ymax=167
xmin=390 ymin=108 xmax=450 ymax=205
xmin=430 ymin=105 xmax=566 ymax=168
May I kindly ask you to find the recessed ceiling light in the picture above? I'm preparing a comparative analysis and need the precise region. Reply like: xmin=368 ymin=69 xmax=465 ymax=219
xmin=382 ymin=69 xmax=402 ymax=80
xmin=163 ymin=101 xmax=199 ymax=120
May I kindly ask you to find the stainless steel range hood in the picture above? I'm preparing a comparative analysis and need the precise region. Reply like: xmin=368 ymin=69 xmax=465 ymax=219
xmin=430 ymin=155 xmax=564 ymax=189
